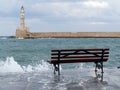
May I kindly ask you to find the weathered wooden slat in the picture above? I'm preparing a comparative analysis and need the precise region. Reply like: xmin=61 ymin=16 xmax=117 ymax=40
xmin=52 ymin=51 xmax=109 ymax=53
xmin=51 ymin=57 xmax=108 ymax=61
xmin=52 ymin=48 xmax=109 ymax=52
xmin=50 ymin=58 xmax=108 ymax=64
xmin=52 ymin=52 xmax=109 ymax=55
xmin=51 ymin=55 xmax=109 ymax=59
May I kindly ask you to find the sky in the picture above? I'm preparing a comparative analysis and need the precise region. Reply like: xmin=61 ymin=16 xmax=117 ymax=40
xmin=0 ymin=0 xmax=120 ymax=36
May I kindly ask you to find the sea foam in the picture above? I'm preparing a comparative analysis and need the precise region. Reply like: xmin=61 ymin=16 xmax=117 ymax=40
xmin=0 ymin=57 xmax=52 ymax=73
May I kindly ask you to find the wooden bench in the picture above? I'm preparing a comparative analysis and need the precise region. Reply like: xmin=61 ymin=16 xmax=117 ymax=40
xmin=47 ymin=48 xmax=109 ymax=81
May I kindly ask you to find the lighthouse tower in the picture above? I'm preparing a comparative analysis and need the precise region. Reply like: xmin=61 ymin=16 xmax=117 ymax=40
xmin=20 ymin=6 xmax=25 ymax=28
xmin=16 ymin=6 xmax=29 ymax=38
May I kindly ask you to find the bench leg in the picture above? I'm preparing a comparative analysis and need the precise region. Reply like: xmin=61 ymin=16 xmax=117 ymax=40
xmin=95 ymin=62 xmax=104 ymax=81
xmin=53 ymin=64 xmax=60 ymax=75
xmin=101 ymin=62 xmax=104 ymax=81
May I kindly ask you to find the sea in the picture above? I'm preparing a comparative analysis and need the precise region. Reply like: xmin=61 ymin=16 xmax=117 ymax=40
xmin=0 ymin=36 xmax=120 ymax=90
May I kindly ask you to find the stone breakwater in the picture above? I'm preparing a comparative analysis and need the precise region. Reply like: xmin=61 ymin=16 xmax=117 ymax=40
xmin=16 ymin=32 xmax=120 ymax=38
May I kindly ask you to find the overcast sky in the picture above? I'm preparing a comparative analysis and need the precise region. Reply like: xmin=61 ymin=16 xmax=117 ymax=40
xmin=0 ymin=0 xmax=120 ymax=36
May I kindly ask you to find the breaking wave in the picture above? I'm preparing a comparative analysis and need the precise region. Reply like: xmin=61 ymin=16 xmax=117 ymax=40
xmin=0 ymin=57 xmax=52 ymax=73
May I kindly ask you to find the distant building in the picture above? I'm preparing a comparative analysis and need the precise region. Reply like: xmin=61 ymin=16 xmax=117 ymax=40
xmin=16 ymin=6 xmax=30 ymax=38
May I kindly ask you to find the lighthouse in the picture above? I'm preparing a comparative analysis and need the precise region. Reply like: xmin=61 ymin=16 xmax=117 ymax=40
xmin=16 ymin=6 xmax=29 ymax=38
xmin=20 ymin=6 xmax=25 ymax=28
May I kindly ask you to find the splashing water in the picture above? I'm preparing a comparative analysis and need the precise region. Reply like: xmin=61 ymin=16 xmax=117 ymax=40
xmin=0 ymin=57 xmax=52 ymax=73
xmin=0 ymin=57 xmax=24 ymax=73
xmin=22 ymin=60 xmax=52 ymax=72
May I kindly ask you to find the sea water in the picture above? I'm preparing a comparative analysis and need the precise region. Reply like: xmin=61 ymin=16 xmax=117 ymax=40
xmin=0 ymin=37 xmax=120 ymax=90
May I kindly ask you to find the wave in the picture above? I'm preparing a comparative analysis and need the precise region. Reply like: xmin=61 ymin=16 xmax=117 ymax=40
xmin=0 ymin=57 xmax=52 ymax=73
xmin=0 ymin=36 xmax=7 ymax=39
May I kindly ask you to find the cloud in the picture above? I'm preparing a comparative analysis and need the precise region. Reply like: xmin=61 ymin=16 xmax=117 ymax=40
xmin=83 ymin=0 xmax=109 ymax=8
xmin=0 ymin=17 xmax=18 ymax=35
xmin=90 ymin=22 xmax=108 ymax=25
xmin=30 ymin=1 xmax=109 ymax=18
xmin=0 ymin=0 xmax=17 ymax=13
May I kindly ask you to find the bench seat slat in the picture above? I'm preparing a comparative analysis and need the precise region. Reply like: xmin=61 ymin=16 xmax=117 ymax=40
xmin=51 ymin=58 xmax=108 ymax=61
xmin=52 ymin=48 xmax=109 ymax=52
xmin=52 ymin=52 xmax=109 ymax=55
xmin=51 ymin=52 xmax=109 ymax=56
xmin=49 ymin=58 xmax=108 ymax=64
xmin=51 ymin=55 xmax=109 ymax=59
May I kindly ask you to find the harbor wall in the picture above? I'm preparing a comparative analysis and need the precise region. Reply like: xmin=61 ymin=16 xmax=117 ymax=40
xmin=16 ymin=32 xmax=120 ymax=38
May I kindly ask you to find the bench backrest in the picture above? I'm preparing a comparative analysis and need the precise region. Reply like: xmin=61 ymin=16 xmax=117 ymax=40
xmin=51 ymin=48 xmax=109 ymax=64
